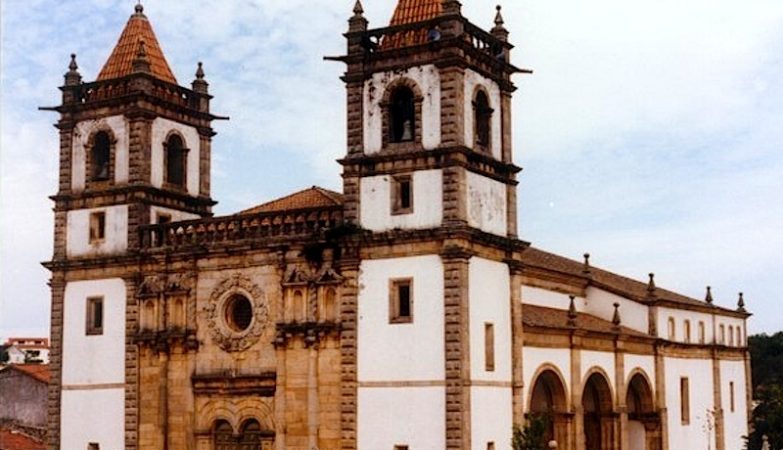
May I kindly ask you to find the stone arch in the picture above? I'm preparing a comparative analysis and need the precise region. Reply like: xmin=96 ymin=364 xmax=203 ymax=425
xmin=163 ymin=129 xmax=189 ymax=188
xmin=85 ymin=126 xmax=118 ymax=185
xmin=471 ymin=84 xmax=494 ymax=150
xmin=582 ymin=368 xmax=615 ymax=450
xmin=625 ymin=369 xmax=661 ymax=450
xmin=198 ymin=402 xmax=238 ymax=431
xmin=236 ymin=401 xmax=275 ymax=432
xmin=381 ymin=77 xmax=424 ymax=146
xmin=527 ymin=363 xmax=570 ymax=446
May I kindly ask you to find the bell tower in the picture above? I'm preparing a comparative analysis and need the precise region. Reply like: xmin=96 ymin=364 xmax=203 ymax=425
xmin=337 ymin=0 xmax=527 ymax=237
xmin=44 ymin=4 xmax=221 ymax=450
xmin=333 ymin=1 xmax=529 ymax=450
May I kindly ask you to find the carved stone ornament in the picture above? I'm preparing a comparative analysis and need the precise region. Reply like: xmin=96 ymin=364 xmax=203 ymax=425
xmin=207 ymin=273 xmax=269 ymax=352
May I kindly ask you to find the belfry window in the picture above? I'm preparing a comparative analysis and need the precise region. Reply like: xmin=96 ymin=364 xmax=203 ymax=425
xmin=91 ymin=131 xmax=111 ymax=181
xmin=389 ymin=86 xmax=415 ymax=143
xmin=474 ymin=90 xmax=493 ymax=149
xmin=165 ymin=134 xmax=187 ymax=188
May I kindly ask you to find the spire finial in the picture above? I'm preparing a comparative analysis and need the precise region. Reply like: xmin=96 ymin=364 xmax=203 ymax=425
xmin=353 ymin=0 xmax=364 ymax=16
xmin=64 ymin=53 xmax=81 ymax=86
xmin=348 ymin=0 xmax=368 ymax=32
xmin=737 ymin=292 xmax=746 ymax=312
xmin=612 ymin=302 xmax=622 ymax=330
xmin=192 ymin=61 xmax=209 ymax=94
xmin=494 ymin=5 xmax=505 ymax=26
xmin=132 ymin=39 xmax=151 ymax=73
xmin=582 ymin=253 xmax=591 ymax=275
xmin=491 ymin=4 xmax=509 ymax=42
xmin=567 ymin=295 xmax=578 ymax=328
xmin=705 ymin=286 xmax=714 ymax=304
xmin=135 ymin=1 xmax=144 ymax=14
xmin=647 ymin=273 xmax=656 ymax=292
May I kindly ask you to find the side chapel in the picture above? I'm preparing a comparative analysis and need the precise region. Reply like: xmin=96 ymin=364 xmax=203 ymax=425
xmin=43 ymin=1 xmax=752 ymax=449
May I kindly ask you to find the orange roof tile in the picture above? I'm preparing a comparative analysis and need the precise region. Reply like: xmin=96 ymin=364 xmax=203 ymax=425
xmin=238 ymin=187 xmax=343 ymax=215
xmin=0 ymin=429 xmax=45 ymax=450
xmin=382 ymin=0 xmax=443 ymax=49
xmin=520 ymin=247 xmax=742 ymax=314
xmin=2 ymin=364 xmax=51 ymax=384
xmin=522 ymin=304 xmax=648 ymax=337
xmin=96 ymin=5 xmax=177 ymax=84
xmin=388 ymin=0 xmax=442 ymax=26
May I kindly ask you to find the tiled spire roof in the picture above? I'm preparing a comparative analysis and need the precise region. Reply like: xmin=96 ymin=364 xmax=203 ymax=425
xmin=96 ymin=4 xmax=177 ymax=84
xmin=388 ymin=0 xmax=442 ymax=26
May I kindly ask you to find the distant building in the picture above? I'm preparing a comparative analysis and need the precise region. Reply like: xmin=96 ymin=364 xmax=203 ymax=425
xmin=3 ymin=339 xmax=49 ymax=365
xmin=43 ymin=1 xmax=752 ymax=450
xmin=0 ymin=364 xmax=50 ymax=438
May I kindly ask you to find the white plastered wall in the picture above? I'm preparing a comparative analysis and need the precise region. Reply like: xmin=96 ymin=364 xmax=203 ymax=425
xmin=463 ymin=69 xmax=502 ymax=159
xmin=357 ymin=387 xmax=445 ymax=450
xmin=357 ymin=255 xmax=444 ymax=381
xmin=471 ymin=386 xmax=512 ymax=450
xmin=359 ymin=170 xmax=443 ymax=232
xmin=151 ymin=117 xmax=201 ymax=196
xmin=469 ymin=257 xmax=511 ymax=381
xmin=61 ymin=389 xmax=124 ymax=450
xmin=664 ymin=357 xmax=715 ymax=449
xmin=149 ymin=205 xmax=201 ymax=224
xmin=585 ymin=287 xmax=648 ymax=334
xmin=521 ymin=347 xmax=571 ymax=412
xmin=61 ymin=278 xmax=126 ymax=450
xmin=66 ymin=205 xmax=128 ymax=257
xmin=363 ymin=65 xmax=442 ymax=153
xmin=466 ymin=171 xmax=507 ymax=236
xmin=720 ymin=359 xmax=749 ymax=450
xmin=469 ymin=257 xmax=512 ymax=449
xmin=71 ymin=115 xmax=129 ymax=191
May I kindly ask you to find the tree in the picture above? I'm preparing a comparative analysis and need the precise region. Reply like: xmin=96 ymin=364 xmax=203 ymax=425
xmin=745 ymin=332 xmax=783 ymax=450
xmin=512 ymin=415 xmax=550 ymax=450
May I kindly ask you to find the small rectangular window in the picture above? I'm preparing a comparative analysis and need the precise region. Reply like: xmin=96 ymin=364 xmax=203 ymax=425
xmin=485 ymin=322 xmax=495 ymax=372
xmin=668 ymin=317 xmax=676 ymax=340
xmin=89 ymin=211 xmax=106 ymax=244
xmin=394 ymin=446 xmax=409 ymax=450
xmin=389 ymin=278 xmax=413 ymax=324
xmin=730 ymin=381 xmax=735 ymax=412
xmin=719 ymin=325 xmax=726 ymax=345
xmin=698 ymin=321 xmax=706 ymax=344
xmin=684 ymin=320 xmax=691 ymax=343
xmin=391 ymin=175 xmax=413 ymax=215
xmin=87 ymin=443 xmax=100 ymax=450
xmin=86 ymin=297 xmax=104 ymax=336
xmin=487 ymin=443 xmax=495 ymax=450
xmin=680 ymin=377 xmax=690 ymax=424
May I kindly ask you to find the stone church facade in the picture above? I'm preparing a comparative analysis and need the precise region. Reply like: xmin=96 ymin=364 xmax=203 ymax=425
xmin=43 ymin=1 xmax=751 ymax=449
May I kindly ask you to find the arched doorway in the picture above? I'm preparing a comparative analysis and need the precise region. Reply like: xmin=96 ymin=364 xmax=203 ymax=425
xmin=583 ymin=371 xmax=614 ymax=450
xmin=626 ymin=372 xmax=660 ymax=450
xmin=529 ymin=368 xmax=569 ymax=447
xmin=212 ymin=418 xmax=274 ymax=450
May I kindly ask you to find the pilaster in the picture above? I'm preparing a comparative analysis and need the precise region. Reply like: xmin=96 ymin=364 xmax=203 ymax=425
xmin=339 ymin=256 xmax=360 ymax=450
xmin=439 ymin=67 xmax=466 ymax=147
xmin=125 ymin=278 xmax=140 ymax=450
xmin=510 ymin=265 xmax=524 ymax=427
xmin=712 ymin=350 xmax=725 ymax=450
xmin=441 ymin=246 xmax=472 ymax=450
xmin=47 ymin=274 xmax=66 ymax=450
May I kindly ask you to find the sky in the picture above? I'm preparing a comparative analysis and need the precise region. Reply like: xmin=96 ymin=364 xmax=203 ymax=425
xmin=1 ymin=0 xmax=782 ymax=339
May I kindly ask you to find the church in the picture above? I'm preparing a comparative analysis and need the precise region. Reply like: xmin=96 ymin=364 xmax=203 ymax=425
xmin=42 ymin=1 xmax=752 ymax=449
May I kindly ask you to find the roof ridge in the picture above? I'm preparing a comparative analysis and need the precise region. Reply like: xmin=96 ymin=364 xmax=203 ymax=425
xmin=237 ymin=186 xmax=344 ymax=215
